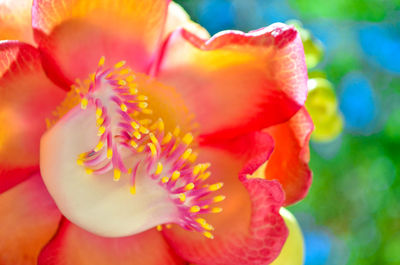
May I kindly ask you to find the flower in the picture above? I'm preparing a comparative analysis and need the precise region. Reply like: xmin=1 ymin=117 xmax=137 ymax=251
xmin=0 ymin=1 xmax=313 ymax=264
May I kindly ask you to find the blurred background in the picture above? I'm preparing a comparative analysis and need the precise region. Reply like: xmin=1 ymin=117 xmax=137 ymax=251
xmin=174 ymin=0 xmax=400 ymax=264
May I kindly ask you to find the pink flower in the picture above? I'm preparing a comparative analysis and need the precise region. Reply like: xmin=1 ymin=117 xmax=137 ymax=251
xmin=0 ymin=1 xmax=313 ymax=264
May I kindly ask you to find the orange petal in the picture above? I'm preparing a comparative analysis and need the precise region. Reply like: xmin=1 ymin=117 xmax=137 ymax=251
xmin=0 ymin=41 xmax=65 ymax=183
xmin=32 ymin=0 xmax=170 ymax=89
xmin=155 ymin=23 xmax=308 ymax=139
xmin=38 ymin=219 xmax=185 ymax=265
xmin=163 ymin=2 xmax=210 ymax=40
xmin=162 ymin=134 xmax=288 ymax=265
xmin=264 ymin=107 xmax=314 ymax=205
xmin=0 ymin=173 xmax=61 ymax=265
xmin=0 ymin=0 xmax=34 ymax=43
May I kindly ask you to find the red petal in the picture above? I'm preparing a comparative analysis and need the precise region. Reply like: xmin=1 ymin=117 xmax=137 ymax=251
xmin=0 ymin=41 xmax=65 ymax=187
xmin=0 ymin=0 xmax=34 ymax=43
xmin=162 ymin=134 xmax=288 ymax=265
xmin=32 ymin=0 xmax=170 ymax=89
xmin=38 ymin=219 xmax=185 ymax=265
xmin=264 ymin=107 xmax=314 ymax=206
xmin=0 ymin=173 xmax=61 ymax=265
xmin=155 ymin=23 xmax=308 ymax=139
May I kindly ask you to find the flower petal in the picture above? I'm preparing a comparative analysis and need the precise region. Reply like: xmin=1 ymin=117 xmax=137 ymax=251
xmin=163 ymin=2 xmax=210 ymax=40
xmin=0 ymin=41 xmax=65 ymax=184
xmin=155 ymin=23 xmax=308 ymax=139
xmin=38 ymin=219 xmax=185 ymax=265
xmin=0 ymin=173 xmax=61 ymax=265
xmin=0 ymin=0 xmax=34 ymax=43
xmin=32 ymin=0 xmax=170 ymax=89
xmin=162 ymin=136 xmax=288 ymax=265
xmin=264 ymin=107 xmax=313 ymax=206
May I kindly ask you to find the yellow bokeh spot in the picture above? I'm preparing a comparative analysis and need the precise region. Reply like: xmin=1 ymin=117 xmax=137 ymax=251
xmin=270 ymin=208 xmax=304 ymax=265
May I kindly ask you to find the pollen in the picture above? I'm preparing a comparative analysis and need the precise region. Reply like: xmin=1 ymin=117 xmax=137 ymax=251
xmin=155 ymin=162 xmax=163 ymax=175
xmin=184 ymin=182 xmax=195 ymax=191
xmin=113 ymin=169 xmax=121 ymax=181
xmin=190 ymin=206 xmax=200 ymax=213
xmin=114 ymin=60 xmax=126 ymax=69
xmin=209 ymin=182 xmax=224 ymax=191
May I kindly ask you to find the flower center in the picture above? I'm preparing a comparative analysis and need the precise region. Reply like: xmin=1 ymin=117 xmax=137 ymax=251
xmin=40 ymin=58 xmax=223 ymax=238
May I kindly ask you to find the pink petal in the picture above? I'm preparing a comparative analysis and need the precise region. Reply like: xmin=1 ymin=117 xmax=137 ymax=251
xmin=0 ymin=173 xmax=61 ymax=265
xmin=155 ymin=23 xmax=308 ymax=139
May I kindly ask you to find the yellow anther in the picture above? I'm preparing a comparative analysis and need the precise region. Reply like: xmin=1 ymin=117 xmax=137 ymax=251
xmin=155 ymin=162 xmax=163 ymax=175
xmin=133 ymin=130 xmax=141 ymax=140
xmin=130 ymin=121 xmax=140 ymax=130
xmin=184 ymin=182 xmax=195 ymax=191
xmin=142 ymin=108 xmax=153 ymax=115
xmin=137 ymin=95 xmax=148 ymax=101
xmin=119 ymin=68 xmax=130 ymax=75
xmin=114 ymin=61 xmax=126 ymax=69
xmin=209 ymin=182 xmax=223 ymax=191
xmin=196 ymin=218 xmax=207 ymax=224
xmin=94 ymin=141 xmax=104 ymax=152
xmin=126 ymin=75 xmax=135 ymax=82
xmin=173 ymin=126 xmax=181 ymax=137
xmin=96 ymin=108 xmax=103 ymax=119
xmin=137 ymin=145 xmax=146 ymax=153
xmin=106 ymin=72 xmax=113 ymax=79
xmin=156 ymin=225 xmax=163 ymax=231
xmin=107 ymin=148 xmax=113 ymax=159
xmin=138 ymin=102 xmax=148 ymax=109
xmin=130 ymin=186 xmax=136 ymax=195
xmin=130 ymin=140 xmax=138 ymax=148
xmin=182 ymin=133 xmax=194 ymax=145
xmin=129 ymin=85 xmax=138 ymax=95
xmin=120 ymin=103 xmax=128 ymax=112
xmin=85 ymin=168 xmax=93 ymax=175
xmin=148 ymin=143 xmax=157 ymax=156
xmin=139 ymin=126 xmax=149 ymax=134
xmin=128 ymin=168 xmax=133 ymax=174
xmin=166 ymin=224 xmax=172 ymax=229
xmin=211 ymin=207 xmax=223 ymax=213
xmin=201 ymin=222 xmax=214 ymax=231
xmin=178 ymin=193 xmax=186 ymax=202
xmin=202 ymin=205 xmax=210 ymax=209
xmin=81 ymin=98 xmax=88 ymax=109
xmin=181 ymin=148 xmax=192 ymax=161
xmin=203 ymin=231 xmax=214 ymax=239
xmin=193 ymin=164 xmax=202 ymax=176
xmin=190 ymin=205 xmax=200 ymax=213
xmin=161 ymin=176 xmax=170 ymax=183
xmin=89 ymin=73 xmax=95 ymax=82
xmin=118 ymin=80 xmax=127 ymax=86
xmin=98 ymin=56 xmax=105 ymax=67
xmin=171 ymin=171 xmax=181 ymax=181
xmin=77 ymin=158 xmax=84 ymax=166
xmin=96 ymin=117 xmax=104 ymax=126
xmin=162 ymin=132 xmax=173 ymax=144
xmin=157 ymin=119 xmax=165 ymax=131
xmin=198 ymin=171 xmax=211 ymax=181
xmin=139 ymin=119 xmax=152 ymax=125
xmin=188 ymin=152 xmax=198 ymax=163
xmin=97 ymin=126 xmax=106 ymax=136
xmin=213 ymin=195 xmax=226 ymax=203
xmin=149 ymin=133 xmax=159 ymax=145
xmin=113 ymin=169 xmax=121 ymax=181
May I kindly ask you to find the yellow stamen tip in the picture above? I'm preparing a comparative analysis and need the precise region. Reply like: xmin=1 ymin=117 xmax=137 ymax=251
xmin=77 ymin=159 xmax=84 ymax=166
xmin=107 ymin=149 xmax=113 ymax=159
xmin=130 ymin=186 xmax=136 ymax=195
xmin=113 ymin=169 xmax=121 ymax=181
xmin=173 ymin=126 xmax=181 ymax=137
xmin=161 ymin=176 xmax=170 ymax=183
xmin=182 ymin=133 xmax=194 ymax=145
xmin=181 ymin=148 xmax=192 ymax=161
xmin=119 ymin=68 xmax=130 ymax=75
xmin=85 ymin=168 xmax=93 ymax=175
xmin=94 ymin=141 xmax=104 ymax=152
xmin=137 ymin=95 xmax=148 ymax=101
xmin=171 ymin=170 xmax=181 ymax=181
xmin=118 ymin=80 xmax=127 ymax=86
xmin=114 ymin=60 xmax=126 ymax=69
xmin=203 ymin=231 xmax=214 ymax=239
xmin=96 ymin=108 xmax=103 ymax=119
xmin=148 ymin=143 xmax=157 ymax=156
xmin=130 ymin=140 xmax=138 ymax=148
xmin=162 ymin=132 xmax=173 ymax=144
xmin=131 ymin=121 xmax=140 ymax=130
xmin=149 ymin=133 xmax=159 ymax=145
xmin=156 ymin=225 xmax=163 ymax=231
xmin=126 ymin=75 xmax=135 ymax=82
xmin=138 ymin=102 xmax=148 ymax=109
xmin=98 ymin=56 xmax=105 ymax=67
xmin=139 ymin=126 xmax=150 ymax=134
xmin=184 ymin=182 xmax=195 ymax=191
xmin=120 ymin=103 xmax=128 ymax=112
xmin=155 ymin=162 xmax=163 ymax=175
xmin=97 ymin=126 xmax=106 ymax=136
xmin=133 ymin=131 xmax=141 ymax=140
xmin=157 ymin=119 xmax=165 ymax=131
xmin=209 ymin=182 xmax=223 ymax=192
xmin=211 ymin=207 xmax=223 ymax=213
xmin=188 ymin=152 xmax=198 ymax=163
xmin=190 ymin=205 xmax=200 ymax=213
xmin=178 ymin=193 xmax=186 ymax=202
xmin=81 ymin=98 xmax=88 ymax=109
xmin=213 ymin=195 xmax=226 ymax=203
